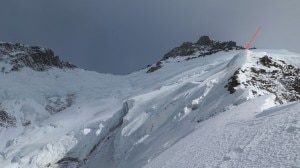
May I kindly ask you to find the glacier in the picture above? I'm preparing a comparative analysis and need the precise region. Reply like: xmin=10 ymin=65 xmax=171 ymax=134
xmin=0 ymin=41 xmax=300 ymax=168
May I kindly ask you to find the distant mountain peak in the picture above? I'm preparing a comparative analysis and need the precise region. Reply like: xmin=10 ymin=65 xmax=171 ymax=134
xmin=0 ymin=42 xmax=76 ymax=73
xmin=147 ymin=35 xmax=245 ymax=73
xmin=162 ymin=35 xmax=244 ymax=60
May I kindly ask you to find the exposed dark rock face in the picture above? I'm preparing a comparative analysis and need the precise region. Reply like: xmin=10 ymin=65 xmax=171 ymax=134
xmin=0 ymin=109 xmax=17 ymax=128
xmin=147 ymin=36 xmax=245 ymax=73
xmin=226 ymin=69 xmax=241 ymax=94
xmin=260 ymin=55 xmax=273 ymax=67
xmin=163 ymin=42 xmax=195 ymax=60
xmin=196 ymin=36 xmax=213 ymax=46
xmin=162 ymin=36 xmax=244 ymax=60
xmin=225 ymin=55 xmax=300 ymax=104
xmin=146 ymin=61 xmax=162 ymax=73
xmin=0 ymin=42 xmax=76 ymax=72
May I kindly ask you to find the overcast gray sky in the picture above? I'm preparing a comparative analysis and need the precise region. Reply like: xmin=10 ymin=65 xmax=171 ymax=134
xmin=0 ymin=0 xmax=299 ymax=74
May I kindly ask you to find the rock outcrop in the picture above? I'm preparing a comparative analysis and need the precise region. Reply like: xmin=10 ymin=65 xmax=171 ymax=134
xmin=147 ymin=36 xmax=244 ymax=73
xmin=0 ymin=109 xmax=17 ymax=128
xmin=0 ymin=42 xmax=76 ymax=72
xmin=226 ymin=55 xmax=300 ymax=104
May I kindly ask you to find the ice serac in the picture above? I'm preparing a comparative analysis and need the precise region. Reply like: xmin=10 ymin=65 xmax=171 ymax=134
xmin=0 ymin=42 xmax=127 ymax=167
xmin=1 ymin=40 xmax=300 ymax=168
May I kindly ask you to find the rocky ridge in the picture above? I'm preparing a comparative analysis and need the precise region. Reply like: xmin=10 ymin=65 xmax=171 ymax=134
xmin=147 ymin=36 xmax=245 ymax=73
xmin=0 ymin=42 xmax=76 ymax=73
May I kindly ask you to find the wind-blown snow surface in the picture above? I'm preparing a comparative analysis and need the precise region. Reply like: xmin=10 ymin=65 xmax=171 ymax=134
xmin=145 ymin=97 xmax=300 ymax=168
xmin=0 ymin=49 xmax=300 ymax=168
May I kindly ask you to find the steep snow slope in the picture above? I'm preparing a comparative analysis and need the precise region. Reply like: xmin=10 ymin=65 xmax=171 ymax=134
xmin=0 ymin=44 xmax=300 ymax=168
xmin=145 ymin=97 xmax=300 ymax=168
xmin=112 ymin=50 xmax=300 ymax=168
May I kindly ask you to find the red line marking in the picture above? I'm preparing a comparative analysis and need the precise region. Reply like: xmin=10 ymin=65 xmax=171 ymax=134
xmin=245 ymin=27 xmax=261 ymax=49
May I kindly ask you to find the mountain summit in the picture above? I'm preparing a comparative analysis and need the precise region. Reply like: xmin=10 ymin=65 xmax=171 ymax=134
xmin=147 ymin=35 xmax=244 ymax=73
xmin=0 ymin=40 xmax=300 ymax=168
xmin=163 ymin=35 xmax=244 ymax=59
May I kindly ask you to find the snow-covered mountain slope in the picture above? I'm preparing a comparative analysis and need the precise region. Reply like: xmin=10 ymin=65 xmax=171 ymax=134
xmin=0 ymin=41 xmax=300 ymax=168
xmin=145 ymin=97 xmax=300 ymax=168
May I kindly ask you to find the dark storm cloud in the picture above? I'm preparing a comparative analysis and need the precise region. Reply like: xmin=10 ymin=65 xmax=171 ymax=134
xmin=0 ymin=0 xmax=299 ymax=74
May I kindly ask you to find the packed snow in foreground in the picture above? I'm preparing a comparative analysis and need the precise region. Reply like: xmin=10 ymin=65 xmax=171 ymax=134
xmin=0 ymin=48 xmax=300 ymax=168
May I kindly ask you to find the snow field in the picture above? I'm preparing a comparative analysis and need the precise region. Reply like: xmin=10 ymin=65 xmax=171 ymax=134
xmin=0 ymin=49 xmax=299 ymax=167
